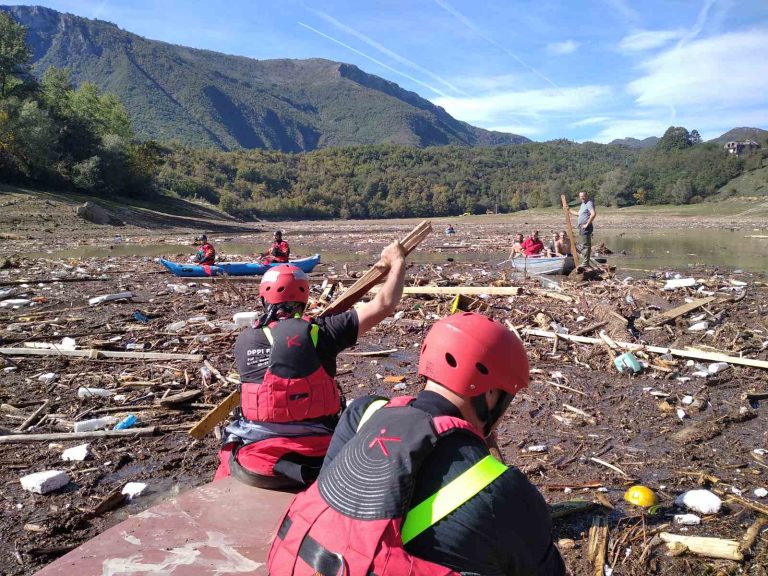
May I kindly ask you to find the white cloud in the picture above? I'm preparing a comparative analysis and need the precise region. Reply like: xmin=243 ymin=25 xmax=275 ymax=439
xmin=433 ymin=85 xmax=613 ymax=125
xmin=619 ymin=29 xmax=686 ymax=51
xmin=569 ymin=116 xmax=613 ymax=128
xmin=547 ymin=40 xmax=580 ymax=55
xmin=488 ymin=124 xmax=544 ymax=137
xmin=451 ymin=74 xmax=520 ymax=92
xmin=592 ymin=119 xmax=671 ymax=142
xmin=628 ymin=28 xmax=768 ymax=108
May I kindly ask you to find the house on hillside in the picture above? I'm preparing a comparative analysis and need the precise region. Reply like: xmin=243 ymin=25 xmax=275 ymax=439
xmin=724 ymin=140 xmax=761 ymax=155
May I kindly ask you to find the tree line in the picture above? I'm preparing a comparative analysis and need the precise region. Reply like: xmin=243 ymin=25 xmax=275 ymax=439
xmin=0 ymin=13 xmax=761 ymax=219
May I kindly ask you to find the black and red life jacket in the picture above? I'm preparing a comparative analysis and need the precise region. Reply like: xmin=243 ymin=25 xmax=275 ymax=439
xmin=240 ymin=317 xmax=341 ymax=423
xmin=268 ymin=396 xmax=508 ymax=576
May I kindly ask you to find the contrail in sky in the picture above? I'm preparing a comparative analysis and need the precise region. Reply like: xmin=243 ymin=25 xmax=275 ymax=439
xmin=311 ymin=9 xmax=466 ymax=95
xmin=298 ymin=22 xmax=448 ymax=97
xmin=677 ymin=0 xmax=717 ymax=48
xmin=432 ymin=0 xmax=561 ymax=91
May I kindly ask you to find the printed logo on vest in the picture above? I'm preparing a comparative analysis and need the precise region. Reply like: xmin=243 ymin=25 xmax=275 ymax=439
xmin=286 ymin=335 xmax=301 ymax=348
xmin=369 ymin=428 xmax=401 ymax=457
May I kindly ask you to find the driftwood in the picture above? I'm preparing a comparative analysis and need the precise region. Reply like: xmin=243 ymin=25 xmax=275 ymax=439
xmin=0 ymin=347 xmax=204 ymax=362
xmin=560 ymin=195 xmax=580 ymax=268
xmin=188 ymin=390 xmax=240 ymax=440
xmin=320 ymin=221 xmax=432 ymax=317
xmin=641 ymin=296 xmax=717 ymax=327
xmin=0 ymin=427 xmax=157 ymax=444
xmin=15 ymin=400 xmax=51 ymax=432
xmin=659 ymin=532 xmax=743 ymax=562
xmin=587 ymin=516 xmax=608 ymax=576
xmin=341 ymin=348 xmax=398 ymax=357
xmin=549 ymin=500 xmax=597 ymax=519
xmin=370 ymin=285 xmax=521 ymax=296
xmin=522 ymin=329 xmax=768 ymax=370
xmin=740 ymin=517 xmax=768 ymax=554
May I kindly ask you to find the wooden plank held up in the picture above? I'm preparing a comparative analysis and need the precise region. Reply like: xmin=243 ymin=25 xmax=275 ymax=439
xmin=319 ymin=221 xmax=432 ymax=318
xmin=560 ymin=195 xmax=580 ymax=268
xmin=188 ymin=390 xmax=240 ymax=440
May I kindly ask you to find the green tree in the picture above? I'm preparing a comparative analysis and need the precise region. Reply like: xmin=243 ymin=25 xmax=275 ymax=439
xmin=0 ymin=12 xmax=31 ymax=97
xmin=657 ymin=126 xmax=692 ymax=152
xmin=689 ymin=129 xmax=702 ymax=145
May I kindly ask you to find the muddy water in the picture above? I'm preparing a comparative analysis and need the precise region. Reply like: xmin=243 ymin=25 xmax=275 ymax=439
xmin=24 ymin=228 xmax=768 ymax=273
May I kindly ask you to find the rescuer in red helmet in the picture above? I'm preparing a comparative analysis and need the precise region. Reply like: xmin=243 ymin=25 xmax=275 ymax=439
xmin=269 ymin=313 xmax=565 ymax=576
xmin=214 ymin=241 xmax=408 ymax=489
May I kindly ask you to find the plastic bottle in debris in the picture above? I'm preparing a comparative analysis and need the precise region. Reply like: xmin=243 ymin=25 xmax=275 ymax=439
xmin=166 ymin=320 xmax=187 ymax=332
xmin=74 ymin=416 xmax=117 ymax=433
xmin=200 ymin=366 xmax=212 ymax=386
xmin=113 ymin=414 xmax=138 ymax=430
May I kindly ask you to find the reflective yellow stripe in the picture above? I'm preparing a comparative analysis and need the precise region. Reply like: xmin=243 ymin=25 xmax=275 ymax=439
xmin=262 ymin=327 xmax=273 ymax=345
xmin=401 ymin=455 xmax=507 ymax=544
xmin=356 ymin=399 xmax=389 ymax=431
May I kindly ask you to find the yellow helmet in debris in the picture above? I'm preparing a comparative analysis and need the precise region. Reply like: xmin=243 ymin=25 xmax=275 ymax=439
xmin=624 ymin=485 xmax=658 ymax=507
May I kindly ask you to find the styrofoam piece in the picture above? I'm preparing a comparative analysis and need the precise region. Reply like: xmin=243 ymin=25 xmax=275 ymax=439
xmin=61 ymin=443 xmax=91 ymax=461
xmin=708 ymin=362 xmax=730 ymax=374
xmin=664 ymin=278 xmax=696 ymax=290
xmin=20 ymin=470 xmax=70 ymax=494
xmin=60 ymin=337 xmax=77 ymax=350
xmin=187 ymin=316 xmax=208 ymax=323
xmin=754 ymin=488 xmax=767 ymax=498
xmin=673 ymin=513 xmax=701 ymax=525
xmin=675 ymin=489 xmax=722 ymax=515
xmin=688 ymin=321 xmax=709 ymax=332
xmin=527 ymin=445 xmax=548 ymax=453
xmin=681 ymin=395 xmax=694 ymax=405
xmin=0 ymin=298 xmax=31 ymax=308
xmin=89 ymin=291 xmax=133 ymax=306
xmin=122 ymin=482 xmax=147 ymax=499
xmin=233 ymin=311 xmax=259 ymax=328
xmin=38 ymin=372 xmax=58 ymax=385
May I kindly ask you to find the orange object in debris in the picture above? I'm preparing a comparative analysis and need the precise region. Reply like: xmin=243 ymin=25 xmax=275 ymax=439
xmin=624 ymin=485 xmax=659 ymax=507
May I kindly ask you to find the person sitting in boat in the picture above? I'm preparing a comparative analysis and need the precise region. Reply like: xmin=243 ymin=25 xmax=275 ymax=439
xmin=191 ymin=234 xmax=216 ymax=265
xmin=445 ymin=224 xmax=456 ymax=235
xmin=559 ymin=230 xmax=572 ymax=256
xmin=269 ymin=313 xmax=565 ymax=576
xmin=545 ymin=232 xmax=560 ymax=257
xmin=215 ymin=241 xmax=407 ymax=489
xmin=261 ymin=230 xmax=290 ymax=264
xmin=522 ymin=229 xmax=544 ymax=257
xmin=508 ymin=233 xmax=525 ymax=258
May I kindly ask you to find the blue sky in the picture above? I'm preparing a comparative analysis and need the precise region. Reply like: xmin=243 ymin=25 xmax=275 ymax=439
xmin=5 ymin=0 xmax=768 ymax=142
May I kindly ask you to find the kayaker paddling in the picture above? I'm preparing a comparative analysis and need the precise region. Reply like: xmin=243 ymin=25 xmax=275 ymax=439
xmin=215 ymin=241 xmax=408 ymax=489
xmin=261 ymin=230 xmax=290 ymax=264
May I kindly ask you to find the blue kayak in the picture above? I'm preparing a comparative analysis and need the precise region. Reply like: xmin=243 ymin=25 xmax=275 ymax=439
xmin=159 ymin=254 xmax=321 ymax=277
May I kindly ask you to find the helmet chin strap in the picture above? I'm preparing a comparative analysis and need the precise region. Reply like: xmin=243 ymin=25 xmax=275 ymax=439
xmin=470 ymin=392 xmax=513 ymax=438
xmin=257 ymin=300 xmax=306 ymax=327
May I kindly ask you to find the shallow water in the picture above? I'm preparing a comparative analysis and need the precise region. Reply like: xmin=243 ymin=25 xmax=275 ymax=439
xmin=23 ymin=228 xmax=768 ymax=273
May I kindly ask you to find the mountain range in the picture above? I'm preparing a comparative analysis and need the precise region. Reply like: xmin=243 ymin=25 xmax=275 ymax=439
xmin=2 ymin=5 xmax=529 ymax=152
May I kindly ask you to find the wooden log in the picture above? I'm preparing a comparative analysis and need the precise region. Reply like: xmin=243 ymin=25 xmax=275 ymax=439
xmin=522 ymin=329 xmax=768 ymax=370
xmin=587 ymin=516 xmax=608 ymax=576
xmin=341 ymin=348 xmax=398 ymax=357
xmin=0 ymin=277 xmax=110 ymax=286
xmin=740 ymin=517 xmax=768 ymax=554
xmin=158 ymin=390 xmax=202 ymax=407
xmin=371 ymin=285 xmax=522 ymax=296
xmin=319 ymin=221 xmax=432 ymax=317
xmin=188 ymin=390 xmax=240 ymax=440
xmin=561 ymin=194 xmax=580 ymax=268
xmin=573 ymin=321 xmax=608 ymax=336
xmin=0 ymin=427 xmax=157 ymax=444
xmin=642 ymin=296 xmax=717 ymax=327
xmin=659 ymin=533 xmax=743 ymax=562
xmin=0 ymin=347 xmax=204 ymax=362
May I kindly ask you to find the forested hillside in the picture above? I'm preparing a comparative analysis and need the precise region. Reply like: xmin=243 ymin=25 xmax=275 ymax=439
xmin=1 ymin=5 xmax=528 ymax=152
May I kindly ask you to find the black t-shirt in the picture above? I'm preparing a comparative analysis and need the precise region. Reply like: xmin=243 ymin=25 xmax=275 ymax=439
xmin=234 ymin=310 xmax=359 ymax=383
xmin=325 ymin=391 xmax=565 ymax=576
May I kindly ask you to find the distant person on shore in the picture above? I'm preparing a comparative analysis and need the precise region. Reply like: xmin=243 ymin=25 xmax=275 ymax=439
xmin=571 ymin=192 xmax=596 ymax=266
xmin=445 ymin=224 xmax=456 ymax=235
xmin=509 ymin=233 xmax=525 ymax=258
xmin=522 ymin=230 xmax=544 ymax=257
xmin=261 ymin=230 xmax=290 ymax=264
xmin=191 ymin=234 xmax=216 ymax=265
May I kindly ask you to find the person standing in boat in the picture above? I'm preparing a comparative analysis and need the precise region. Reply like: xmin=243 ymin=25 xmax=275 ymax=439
xmin=261 ymin=230 xmax=290 ymax=264
xmin=522 ymin=229 xmax=544 ymax=257
xmin=571 ymin=192 xmax=596 ymax=266
xmin=214 ymin=241 xmax=407 ymax=489
xmin=191 ymin=234 xmax=216 ymax=265
xmin=269 ymin=313 xmax=565 ymax=576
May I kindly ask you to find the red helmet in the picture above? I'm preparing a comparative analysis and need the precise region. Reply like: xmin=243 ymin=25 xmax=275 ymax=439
xmin=259 ymin=265 xmax=310 ymax=305
xmin=418 ymin=312 xmax=529 ymax=397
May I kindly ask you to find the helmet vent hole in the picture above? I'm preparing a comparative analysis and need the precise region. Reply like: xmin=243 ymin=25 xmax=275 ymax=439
xmin=445 ymin=353 xmax=457 ymax=368
xmin=475 ymin=362 xmax=489 ymax=375
xmin=299 ymin=287 xmax=305 ymax=292
xmin=277 ymin=286 xmax=285 ymax=292
xmin=265 ymin=286 xmax=271 ymax=291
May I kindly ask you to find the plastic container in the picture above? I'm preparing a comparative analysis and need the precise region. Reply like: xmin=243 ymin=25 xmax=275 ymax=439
xmin=233 ymin=311 xmax=259 ymax=328
xmin=73 ymin=416 xmax=117 ymax=433
xmin=166 ymin=320 xmax=187 ymax=332
xmin=77 ymin=387 xmax=114 ymax=399
xmin=614 ymin=352 xmax=642 ymax=374
xmin=113 ymin=415 xmax=138 ymax=430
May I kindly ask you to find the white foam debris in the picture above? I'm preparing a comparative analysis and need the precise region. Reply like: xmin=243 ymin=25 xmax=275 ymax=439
xmin=20 ymin=470 xmax=70 ymax=494
xmin=122 ymin=482 xmax=147 ymax=500
xmin=674 ymin=514 xmax=701 ymax=525
xmin=675 ymin=489 xmax=722 ymax=515
xmin=61 ymin=444 xmax=91 ymax=462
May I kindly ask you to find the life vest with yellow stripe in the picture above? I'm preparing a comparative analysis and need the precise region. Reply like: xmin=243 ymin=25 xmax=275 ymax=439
xmin=268 ymin=396 xmax=507 ymax=576
xmin=240 ymin=317 xmax=341 ymax=423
